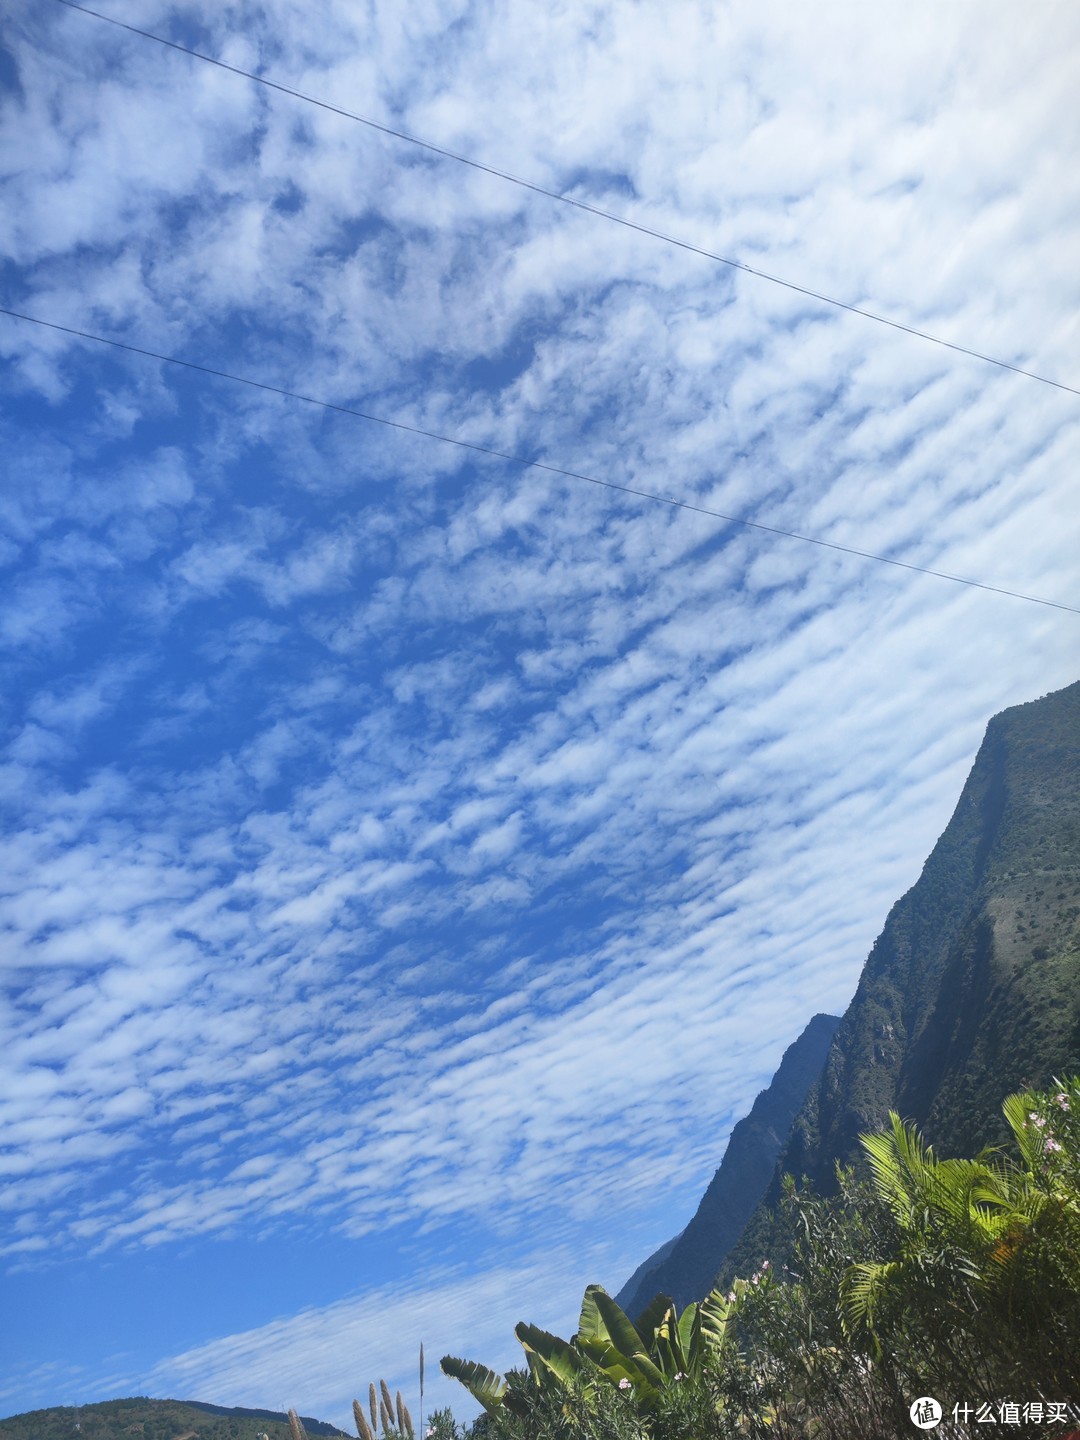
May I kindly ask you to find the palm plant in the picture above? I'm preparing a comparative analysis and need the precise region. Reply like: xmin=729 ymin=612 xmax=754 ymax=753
xmin=840 ymin=1078 xmax=1080 ymax=1399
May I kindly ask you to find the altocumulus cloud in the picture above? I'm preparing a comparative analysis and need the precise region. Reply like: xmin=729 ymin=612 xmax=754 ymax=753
xmin=0 ymin=0 xmax=1079 ymax=1425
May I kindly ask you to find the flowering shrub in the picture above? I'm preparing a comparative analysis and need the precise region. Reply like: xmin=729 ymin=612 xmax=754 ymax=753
xmin=1018 ymin=1076 xmax=1080 ymax=1188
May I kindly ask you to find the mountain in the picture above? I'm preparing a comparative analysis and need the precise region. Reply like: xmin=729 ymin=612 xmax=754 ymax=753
xmin=616 ymin=1012 xmax=840 ymax=1317
xmin=614 ymin=1231 xmax=683 ymax=1314
xmin=0 ymin=1401 xmax=347 ymax=1440
xmin=722 ymin=677 xmax=1080 ymax=1283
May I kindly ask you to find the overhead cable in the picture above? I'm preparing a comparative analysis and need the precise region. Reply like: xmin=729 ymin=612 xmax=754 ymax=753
xmin=3 ymin=306 xmax=1076 ymax=617
xmin=51 ymin=0 xmax=1079 ymax=401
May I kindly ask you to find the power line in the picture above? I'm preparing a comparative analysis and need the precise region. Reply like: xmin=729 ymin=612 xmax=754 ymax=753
xmin=3 ymin=305 xmax=1076 ymax=616
xmin=50 ymin=0 xmax=1080 ymax=402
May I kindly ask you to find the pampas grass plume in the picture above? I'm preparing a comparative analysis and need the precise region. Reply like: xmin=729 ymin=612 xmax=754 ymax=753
xmin=353 ymin=1401 xmax=375 ymax=1440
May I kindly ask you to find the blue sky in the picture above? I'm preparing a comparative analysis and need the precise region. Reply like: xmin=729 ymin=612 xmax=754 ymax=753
xmin=2 ymin=0 xmax=1079 ymax=1428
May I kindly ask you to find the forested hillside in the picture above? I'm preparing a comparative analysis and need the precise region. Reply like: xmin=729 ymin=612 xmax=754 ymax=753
xmin=0 ymin=1401 xmax=345 ymax=1440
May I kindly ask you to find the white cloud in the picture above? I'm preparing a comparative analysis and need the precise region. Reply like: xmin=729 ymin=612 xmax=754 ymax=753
xmin=133 ymin=1248 xmax=591 ymax=1430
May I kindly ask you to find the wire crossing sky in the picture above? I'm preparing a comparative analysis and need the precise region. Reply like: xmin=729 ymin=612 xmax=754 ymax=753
xmin=3 ymin=305 xmax=1078 ymax=616
xmin=1 ymin=0 xmax=1078 ymax=1432
xmin=50 ymin=0 xmax=1080 ymax=401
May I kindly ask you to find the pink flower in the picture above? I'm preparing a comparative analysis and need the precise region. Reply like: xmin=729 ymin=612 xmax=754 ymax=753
xmin=618 ymin=1378 xmax=632 ymax=1391
xmin=1055 ymin=1093 xmax=1070 ymax=1111
xmin=1045 ymin=1138 xmax=1062 ymax=1153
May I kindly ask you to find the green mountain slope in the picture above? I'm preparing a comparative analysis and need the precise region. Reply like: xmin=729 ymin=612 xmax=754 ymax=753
xmin=724 ymin=677 xmax=1080 ymax=1282
xmin=0 ymin=1400 xmax=346 ymax=1440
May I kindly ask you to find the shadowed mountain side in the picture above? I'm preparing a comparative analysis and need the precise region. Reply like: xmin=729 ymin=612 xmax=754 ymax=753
xmin=722 ymin=678 xmax=1080 ymax=1285
xmin=617 ymin=1012 xmax=840 ymax=1317
xmin=614 ymin=1230 xmax=683 ymax=1314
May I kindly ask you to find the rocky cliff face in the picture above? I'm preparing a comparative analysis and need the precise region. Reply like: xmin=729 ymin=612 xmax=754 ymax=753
xmin=723 ymin=679 xmax=1080 ymax=1284
xmin=616 ymin=1012 xmax=839 ymax=1316
xmin=785 ymin=679 xmax=1080 ymax=1188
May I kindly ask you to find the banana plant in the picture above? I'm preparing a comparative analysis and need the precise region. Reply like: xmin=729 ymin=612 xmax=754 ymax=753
xmin=566 ymin=1285 xmax=665 ymax=1394
xmin=646 ymin=1283 xmax=737 ymax=1379
xmin=442 ymin=1281 xmax=737 ymax=1418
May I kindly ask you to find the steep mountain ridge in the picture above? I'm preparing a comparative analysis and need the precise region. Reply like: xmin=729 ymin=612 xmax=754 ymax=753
xmin=614 ymin=1232 xmax=682 ymax=1314
xmin=617 ymin=1012 xmax=839 ymax=1316
xmin=722 ymin=678 xmax=1080 ymax=1283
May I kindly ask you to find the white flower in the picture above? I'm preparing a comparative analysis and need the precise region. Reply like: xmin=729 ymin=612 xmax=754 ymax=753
xmin=618 ymin=1378 xmax=632 ymax=1391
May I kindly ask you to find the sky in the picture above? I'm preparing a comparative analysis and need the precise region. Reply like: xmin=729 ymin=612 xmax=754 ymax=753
xmin=1 ymin=0 xmax=1079 ymax=1429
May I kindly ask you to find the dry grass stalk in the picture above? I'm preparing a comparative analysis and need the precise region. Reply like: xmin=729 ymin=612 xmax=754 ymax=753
xmin=402 ymin=1407 xmax=414 ymax=1440
xmin=287 ymin=1411 xmax=304 ymax=1440
xmin=369 ymin=1384 xmax=378 ymax=1433
xmin=379 ymin=1400 xmax=391 ymax=1434
xmin=395 ymin=1392 xmax=405 ymax=1435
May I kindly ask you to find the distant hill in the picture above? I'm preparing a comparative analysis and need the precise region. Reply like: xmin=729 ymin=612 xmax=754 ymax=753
xmin=616 ymin=1012 xmax=839 ymax=1316
xmin=722 ymin=677 xmax=1080 ymax=1282
xmin=0 ymin=1400 xmax=347 ymax=1440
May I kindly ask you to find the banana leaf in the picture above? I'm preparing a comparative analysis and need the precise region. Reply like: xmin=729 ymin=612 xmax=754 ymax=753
xmin=439 ymin=1356 xmax=507 ymax=1415
xmin=630 ymin=1292 xmax=674 ymax=1349
xmin=515 ymin=1322 xmax=594 ymax=1388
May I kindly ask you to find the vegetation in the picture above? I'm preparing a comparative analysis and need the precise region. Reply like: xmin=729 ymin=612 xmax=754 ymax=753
xmin=725 ymin=1076 xmax=1080 ymax=1436
xmin=435 ymin=1077 xmax=1080 ymax=1440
